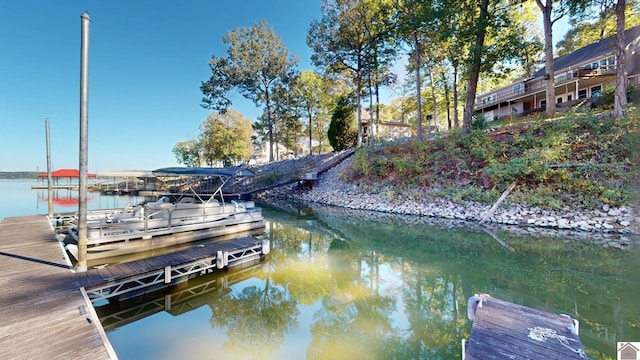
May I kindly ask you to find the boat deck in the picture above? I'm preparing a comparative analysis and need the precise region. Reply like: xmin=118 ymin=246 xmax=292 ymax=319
xmin=464 ymin=295 xmax=586 ymax=359
xmin=0 ymin=215 xmax=116 ymax=360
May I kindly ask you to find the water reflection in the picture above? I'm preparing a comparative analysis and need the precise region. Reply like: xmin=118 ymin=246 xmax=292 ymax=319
xmin=105 ymin=203 xmax=640 ymax=360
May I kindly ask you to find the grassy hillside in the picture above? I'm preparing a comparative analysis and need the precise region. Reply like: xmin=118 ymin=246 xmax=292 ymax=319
xmin=343 ymin=108 xmax=639 ymax=210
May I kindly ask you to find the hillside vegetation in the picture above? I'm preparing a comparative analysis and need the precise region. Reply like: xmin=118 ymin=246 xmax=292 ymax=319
xmin=343 ymin=109 xmax=639 ymax=211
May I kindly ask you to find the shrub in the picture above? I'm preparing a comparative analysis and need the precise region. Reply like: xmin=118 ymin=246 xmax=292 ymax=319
xmin=328 ymin=96 xmax=358 ymax=151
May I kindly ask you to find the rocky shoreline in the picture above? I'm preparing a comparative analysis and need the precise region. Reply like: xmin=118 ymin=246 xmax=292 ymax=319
xmin=254 ymin=156 xmax=640 ymax=248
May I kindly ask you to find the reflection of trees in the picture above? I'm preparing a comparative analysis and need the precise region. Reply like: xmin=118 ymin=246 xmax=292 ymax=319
xmin=255 ymin=203 xmax=640 ymax=357
xmin=267 ymin=221 xmax=336 ymax=305
xmin=311 ymin=205 xmax=640 ymax=357
xmin=399 ymin=263 xmax=468 ymax=359
xmin=306 ymin=249 xmax=398 ymax=360
xmin=208 ymin=278 xmax=299 ymax=359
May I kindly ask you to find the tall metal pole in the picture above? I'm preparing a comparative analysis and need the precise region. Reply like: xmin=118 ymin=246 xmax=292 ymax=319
xmin=77 ymin=12 xmax=91 ymax=272
xmin=45 ymin=118 xmax=53 ymax=217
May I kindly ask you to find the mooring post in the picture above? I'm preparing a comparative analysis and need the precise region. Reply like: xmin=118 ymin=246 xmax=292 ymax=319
xmin=45 ymin=118 xmax=53 ymax=217
xmin=77 ymin=12 xmax=91 ymax=272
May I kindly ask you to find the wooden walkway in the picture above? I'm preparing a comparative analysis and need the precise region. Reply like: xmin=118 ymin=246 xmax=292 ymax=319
xmin=0 ymin=215 xmax=116 ymax=360
xmin=464 ymin=295 xmax=587 ymax=359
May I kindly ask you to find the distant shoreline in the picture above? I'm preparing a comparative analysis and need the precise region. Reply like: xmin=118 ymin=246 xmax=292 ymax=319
xmin=0 ymin=172 xmax=38 ymax=180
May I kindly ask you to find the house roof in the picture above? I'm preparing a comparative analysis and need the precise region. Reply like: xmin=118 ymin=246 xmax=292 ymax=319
xmin=531 ymin=25 xmax=640 ymax=79
xmin=619 ymin=342 xmax=640 ymax=352
xmin=38 ymin=169 xmax=96 ymax=178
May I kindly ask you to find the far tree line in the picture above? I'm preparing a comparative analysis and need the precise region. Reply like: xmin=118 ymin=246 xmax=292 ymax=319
xmin=173 ymin=0 xmax=639 ymax=167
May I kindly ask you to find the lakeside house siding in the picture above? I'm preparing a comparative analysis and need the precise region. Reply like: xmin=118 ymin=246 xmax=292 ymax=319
xmin=475 ymin=25 xmax=640 ymax=121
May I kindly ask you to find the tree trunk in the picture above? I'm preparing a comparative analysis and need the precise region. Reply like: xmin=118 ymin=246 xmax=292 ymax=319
xmin=266 ymin=88 xmax=274 ymax=162
xmin=356 ymin=55 xmax=363 ymax=146
xmin=375 ymin=81 xmax=380 ymax=136
xmin=368 ymin=68 xmax=375 ymax=142
xmin=537 ymin=0 xmax=556 ymax=118
xmin=442 ymin=70 xmax=451 ymax=130
xmin=614 ymin=0 xmax=628 ymax=118
xmin=453 ymin=62 xmax=459 ymax=128
xmin=428 ymin=61 xmax=437 ymax=133
xmin=414 ymin=32 xmax=423 ymax=140
xmin=479 ymin=181 xmax=517 ymax=224
xmin=461 ymin=0 xmax=490 ymax=136
xmin=308 ymin=107 xmax=313 ymax=155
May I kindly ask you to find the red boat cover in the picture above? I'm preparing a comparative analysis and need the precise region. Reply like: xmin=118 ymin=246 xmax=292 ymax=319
xmin=38 ymin=169 xmax=96 ymax=178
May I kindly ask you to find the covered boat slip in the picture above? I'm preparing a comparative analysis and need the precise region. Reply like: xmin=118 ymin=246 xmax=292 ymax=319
xmin=64 ymin=166 xmax=266 ymax=261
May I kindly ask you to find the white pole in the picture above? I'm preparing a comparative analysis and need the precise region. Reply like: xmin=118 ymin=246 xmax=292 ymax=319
xmin=77 ymin=12 xmax=91 ymax=272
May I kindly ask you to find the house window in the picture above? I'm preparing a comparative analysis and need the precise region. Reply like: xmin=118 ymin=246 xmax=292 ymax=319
xmin=540 ymin=100 xmax=547 ymax=108
xmin=567 ymin=94 xmax=573 ymax=101
xmin=601 ymin=56 xmax=616 ymax=71
xmin=513 ymin=84 xmax=523 ymax=94
xmin=556 ymin=96 xmax=563 ymax=104
xmin=578 ymin=89 xmax=587 ymax=99
xmin=591 ymin=85 xmax=602 ymax=97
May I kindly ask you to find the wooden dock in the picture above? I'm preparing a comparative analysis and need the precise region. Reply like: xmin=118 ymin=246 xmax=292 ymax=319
xmin=464 ymin=295 xmax=587 ymax=359
xmin=0 ymin=215 xmax=270 ymax=360
xmin=0 ymin=215 xmax=116 ymax=360
xmin=76 ymin=236 xmax=269 ymax=303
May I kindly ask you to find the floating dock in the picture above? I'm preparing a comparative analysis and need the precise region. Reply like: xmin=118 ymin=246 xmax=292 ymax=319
xmin=464 ymin=295 xmax=587 ymax=359
xmin=76 ymin=236 xmax=268 ymax=303
xmin=0 ymin=214 xmax=269 ymax=359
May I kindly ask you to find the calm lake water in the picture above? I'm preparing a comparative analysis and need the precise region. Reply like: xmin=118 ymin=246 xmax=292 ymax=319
xmin=1 ymin=179 xmax=639 ymax=359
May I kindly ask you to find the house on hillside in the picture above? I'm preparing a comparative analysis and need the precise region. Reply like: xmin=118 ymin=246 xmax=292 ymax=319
xmin=475 ymin=25 xmax=640 ymax=121
xmin=361 ymin=120 xmax=416 ymax=141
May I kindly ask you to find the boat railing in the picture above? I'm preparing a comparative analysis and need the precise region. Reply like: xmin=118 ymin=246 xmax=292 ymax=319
xmin=86 ymin=201 xmax=259 ymax=245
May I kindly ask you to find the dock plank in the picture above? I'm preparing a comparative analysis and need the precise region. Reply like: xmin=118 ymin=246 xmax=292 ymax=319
xmin=0 ymin=215 xmax=115 ymax=360
xmin=465 ymin=296 xmax=586 ymax=360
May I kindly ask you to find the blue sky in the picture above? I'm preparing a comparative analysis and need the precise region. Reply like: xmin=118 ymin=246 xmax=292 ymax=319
xmin=0 ymin=1 xmax=321 ymax=172
xmin=0 ymin=1 xmax=569 ymax=172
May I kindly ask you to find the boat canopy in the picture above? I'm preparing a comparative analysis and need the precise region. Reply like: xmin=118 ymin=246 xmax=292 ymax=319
xmin=96 ymin=170 xmax=155 ymax=178
xmin=152 ymin=167 xmax=255 ymax=178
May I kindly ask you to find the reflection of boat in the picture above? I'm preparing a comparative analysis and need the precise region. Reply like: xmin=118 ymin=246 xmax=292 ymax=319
xmin=64 ymin=167 xmax=265 ymax=261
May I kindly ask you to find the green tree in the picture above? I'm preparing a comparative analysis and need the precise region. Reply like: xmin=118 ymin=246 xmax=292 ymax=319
xmin=535 ymin=0 xmax=573 ymax=118
xmin=201 ymin=20 xmax=298 ymax=162
xmin=291 ymin=70 xmax=335 ymax=156
xmin=198 ymin=110 xmax=253 ymax=166
xmin=172 ymin=140 xmax=201 ymax=167
xmin=272 ymin=83 xmax=303 ymax=158
xmin=328 ymin=96 xmax=358 ymax=151
xmin=614 ymin=0 xmax=628 ymax=117
xmin=556 ymin=2 xmax=640 ymax=55
xmin=308 ymin=0 xmax=382 ymax=147
xmin=556 ymin=0 xmax=639 ymax=55
xmin=559 ymin=0 xmax=638 ymax=117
